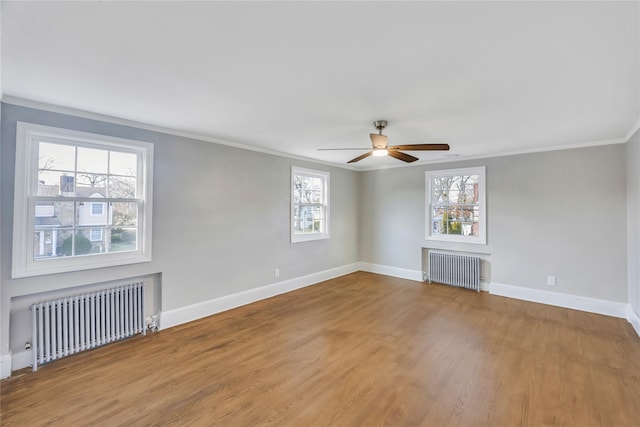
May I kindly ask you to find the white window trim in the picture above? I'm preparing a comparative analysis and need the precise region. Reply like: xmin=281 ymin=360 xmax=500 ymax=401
xmin=12 ymin=122 xmax=154 ymax=278
xmin=291 ymin=166 xmax=330 ymax=243
xmin=425 ymin=166 xmax=486 ymax=245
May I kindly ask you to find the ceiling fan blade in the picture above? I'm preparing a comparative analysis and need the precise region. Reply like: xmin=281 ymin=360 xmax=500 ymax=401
xmin=388 ymin=143 xmax=450 ymax=151
xmin=347 ymin=151 xmax=373 ymax=163
xmin=369 ymin=133 xmax=388 ymax=149
xmin=387 ymin=150 xmax=418 ymax=163
xmin=317 ymin=148 xmax=371 ymax=151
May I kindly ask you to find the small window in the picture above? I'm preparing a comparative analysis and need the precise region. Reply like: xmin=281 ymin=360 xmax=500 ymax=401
xmin=291 ymin=167 xmax=330 ymax=243
xmin=89 ymin=228 xmax=103 ymax=242
xmin=12 ymin=122 xmax=154 ymax=278
xmin=91 ymin=202 xmax=104 ymax=216
xmin=426 ymin=166 xmax=486 ymax=244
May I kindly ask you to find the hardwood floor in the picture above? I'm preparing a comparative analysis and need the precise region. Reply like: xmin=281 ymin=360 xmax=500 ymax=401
xmin=1 ymin=271 xmax=639 ymax=426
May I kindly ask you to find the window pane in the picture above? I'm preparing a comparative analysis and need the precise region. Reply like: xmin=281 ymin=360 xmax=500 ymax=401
xmin=77 ymin=147 xmax=108 ymax=174
xmin=39 ymin=142 xmax=75 ymax=171
xmin=83 ymin=228 xmax=108 ymax=253
xmin=109 ymin=151 xmax=137 ymax=176
xmin=294 ymin=204 xmax=324 ymax=234
xmin=432 ymin=219 xmax=446 ymax=234
xmin=296 ymin=175 xmax=324 ymax=203
xmin=44 ymin=230 xmax=73 ymax=258
xmin=34 ymin=229 xmax=72 ymax=259
xmin=432 ymin=177 xmax=453 ymax=204
xmin=463 ymin=185 xmax=476 ymax=203
xmin=309 ymin=190 xmax=322 ymax=203
xmin=109 ymin=176 xmax=137 ymax=199
xmin=38 ymin=171 xmax=75 ymax=196
xmin=76 ymin=173 xmax=107 ymax=196
xmin=77 ymin=202 xmax=107 ymax=226
xmin=111 ymin=202 xmax=138 ymax=227
xmin=36 ymin=201 xmax=74 ymax=228
xmin=445 ymin=220 xmax=464 ymax=235
xmin=308 ymin=177 xmax=323 ymax=203
xmin=75 ymin=230 xmax=104 ymax=255
xmin=110 ymin=228 xmax=137 ymax=253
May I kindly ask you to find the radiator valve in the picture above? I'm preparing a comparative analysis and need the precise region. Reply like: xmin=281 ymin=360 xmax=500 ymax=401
xmin=146 ymin=315 xmax=159 ymax=332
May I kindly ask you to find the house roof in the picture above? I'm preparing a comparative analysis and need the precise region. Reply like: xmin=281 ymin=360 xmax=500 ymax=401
xmin=35 ymin=217 xmax=62 ymax=227
xmin=38 ymin=184 xmax=107 ymax=198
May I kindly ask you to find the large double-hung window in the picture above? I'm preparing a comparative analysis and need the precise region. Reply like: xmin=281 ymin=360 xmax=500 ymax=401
xmin=426 ymin=166 xmax=486 ymax=244
xmin=291 ymin=167 xmax=330 ymax=243
xmin=12 ymin=122 xmax=154 ymax=278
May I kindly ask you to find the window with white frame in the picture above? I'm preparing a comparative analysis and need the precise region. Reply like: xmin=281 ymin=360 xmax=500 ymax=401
xmin=426 ymin=166 xmax=486 ymax=244
xmin=91 ymin=202 xmax=104 ymax=215
xmin=12 ymin=122 xmax=154 ymax=278
xmin=89 ymin=228 xmax=103 ymax=242
xmin=291 ymin=167 xmax=330 ymax=243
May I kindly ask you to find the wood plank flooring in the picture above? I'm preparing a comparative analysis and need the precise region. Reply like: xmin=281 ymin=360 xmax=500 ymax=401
xmin=1 ymin=271 xmax=639 ymax=426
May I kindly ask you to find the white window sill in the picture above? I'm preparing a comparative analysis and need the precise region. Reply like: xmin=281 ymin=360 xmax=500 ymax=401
xmin=291 ymin=233 xmax=330 ymax=243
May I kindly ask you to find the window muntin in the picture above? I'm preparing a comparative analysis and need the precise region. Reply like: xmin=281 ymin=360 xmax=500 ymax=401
xmin=426 ymin=166 xmax=486 ymax=244
xmin=13 ymin=122 xmax=153 ymax=277
xmin=291 ymin=167 xmax=330 ymax=242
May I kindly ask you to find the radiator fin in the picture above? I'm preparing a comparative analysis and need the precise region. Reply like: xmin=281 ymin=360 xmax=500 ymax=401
xmin=429 ymin=252 xmax=481 ymax=292
xmin=30 ymin=282 xmax=146 ymax=371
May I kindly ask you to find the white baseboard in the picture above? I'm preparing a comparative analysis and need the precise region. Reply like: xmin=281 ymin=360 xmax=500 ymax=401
xmin=6 ymin=271 xmax=637 ymax=377
xmin=490 ymin=282 xmax=629 ymax=319
xmin=10 ymin=350 xmax=32 ymax=373
xmin=628 ymin=306 xmax=640 ymax=337
xmin=160 ymin=263 xmax=360 ymax=330
xmin=357 ymin=262 xmax=424 ymax=282
xmin=0 ymin=353 xmax=11 ymax=379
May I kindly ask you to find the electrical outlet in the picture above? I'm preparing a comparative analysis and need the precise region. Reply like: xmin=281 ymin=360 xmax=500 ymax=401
xmin=274 ymin=268 xmax=280 ymax=278
xmin=547 ymin=276 xmax=556 ymax=286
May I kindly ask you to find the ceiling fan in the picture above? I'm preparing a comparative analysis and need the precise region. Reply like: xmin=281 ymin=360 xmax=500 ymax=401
xmin=319 ymin=120 xmax=450 ymax=163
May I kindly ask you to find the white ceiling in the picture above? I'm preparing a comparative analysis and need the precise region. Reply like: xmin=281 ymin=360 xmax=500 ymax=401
xmin=2 ymin=1 xmax=639 ymax=169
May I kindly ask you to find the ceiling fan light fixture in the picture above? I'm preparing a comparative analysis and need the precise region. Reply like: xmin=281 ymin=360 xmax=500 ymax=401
xmin=320 ymin=120 xmax=450 ymax=164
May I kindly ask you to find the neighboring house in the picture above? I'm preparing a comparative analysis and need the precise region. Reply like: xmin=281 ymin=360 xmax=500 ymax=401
xmin=431 ymin=181 xmax=480 ymax=237
xmin=34 ymin=177 xmax=112 ymax=258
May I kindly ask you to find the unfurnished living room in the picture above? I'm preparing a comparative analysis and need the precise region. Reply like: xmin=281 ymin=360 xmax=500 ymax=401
xmin=1 ymin=1 xmax=639 ymax=426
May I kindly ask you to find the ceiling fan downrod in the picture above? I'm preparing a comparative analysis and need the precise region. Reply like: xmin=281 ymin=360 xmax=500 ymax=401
xmin=373 ymin=120 xmax=388 ymax=135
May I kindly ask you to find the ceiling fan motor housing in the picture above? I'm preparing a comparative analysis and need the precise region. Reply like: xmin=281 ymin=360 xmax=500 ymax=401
xmin=373 ymin=120 xmax=388 ymax=133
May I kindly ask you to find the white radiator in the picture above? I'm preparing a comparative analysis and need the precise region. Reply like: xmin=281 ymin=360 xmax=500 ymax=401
xmin=429 ymin=252 xmax=481 ymax=292
xmin=30 ymin=282 xmax=146 ymax=371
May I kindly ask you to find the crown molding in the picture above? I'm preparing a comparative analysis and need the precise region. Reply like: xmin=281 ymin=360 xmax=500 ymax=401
xmin=624 ymin=117 xmax=640 ymax=142
xmin=355 ymin=136 xmax=628 ymax=172
xmin=1 ymin=96 xmax=359 ymax=172
xmin=2 ymin=96 xmax=636 ymax=173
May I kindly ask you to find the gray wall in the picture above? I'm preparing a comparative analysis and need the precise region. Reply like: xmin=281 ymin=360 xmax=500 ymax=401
xmin=628 ymin=129 xmax=640 ymax=316
xmin=0 ymin=103 xmax=359 ymax=357
xmin=1 ymin=101 xmax=634 ymax=365
xmin=360 ymin=144 xmax=628 ymax=302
